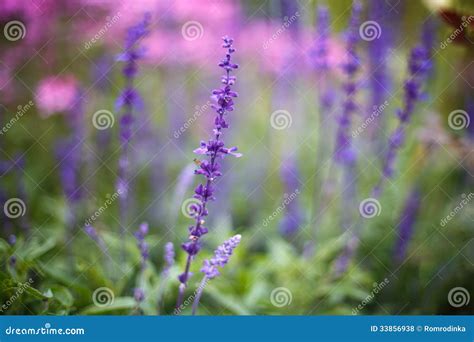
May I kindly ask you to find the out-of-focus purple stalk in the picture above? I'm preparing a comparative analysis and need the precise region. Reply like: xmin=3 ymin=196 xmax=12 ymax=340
xmin=133 ymin=222 xmax=149 ymax=304
xmin=372 ymin=45 xmax=430 ymax=198
xmin=191 ymin=234 xmax=241 ymax=315
xmin=115 ymin=14 xmax=150 ymax=262
xmin=279 ymin=156 xmax=303 ymax=237
xmin=393 ymin=187 xmax=421 ymax=262
xmin=176 ymin=37 xmax=241 ymax=309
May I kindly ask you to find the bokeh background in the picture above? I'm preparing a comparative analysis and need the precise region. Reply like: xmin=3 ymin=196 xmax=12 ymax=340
xmin=0 ymin=0 xmax=473 ymax=315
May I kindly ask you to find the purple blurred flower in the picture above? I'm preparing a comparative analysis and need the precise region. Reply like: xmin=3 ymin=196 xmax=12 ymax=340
xmin=163 ymin=242 xmax=175 ymax=277
xmin=134 ymin=222 xmax=149 ymax=271
xmin=373 ymin=45 xmax=430 ymax=197
xmin=115 ymin=14 xmax=150 ymax=260
xmin=393 ymin=188 xmax=421 ymax=262
xmin=192 ymin=234 xmax=241 ymax=315
xmin=84 ymin=225 xmax=108 ymax=255
xmin=279 ymin=156 xmax=303 ymax=237
xmin=333 ymin=0 xmax=362 ymax=165
xmin=177 ymin=36 xmax=240 ymax=308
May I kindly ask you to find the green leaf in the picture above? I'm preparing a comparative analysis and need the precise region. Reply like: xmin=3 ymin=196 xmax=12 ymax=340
xmin=51 ymin=286 xmax=74 ymax=307
xmin=205 ymin=286 xmax=252 ymax=315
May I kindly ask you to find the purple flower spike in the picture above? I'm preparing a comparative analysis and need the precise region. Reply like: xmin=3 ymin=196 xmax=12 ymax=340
xmin=393 ymin=188 xmax=421 ymax=262
xmin=334 ymin=0 xmax=362 ymax=165
xmin=163 ymin=242 xmax=175 ymax=275
xmin=192 ymin=234 xmax=241 ymax=315
xmin=373 ymin=45 xmax=430 ymax=197
xmin=201 ymin=234 xmax=241 ymax=279
xmin=134 ymin=222 xmax=149 ymax=270
xmin=116 ymin=14 xmax=150 ymax=261
xmin=177 ymin=36 xmax=240 ymax=309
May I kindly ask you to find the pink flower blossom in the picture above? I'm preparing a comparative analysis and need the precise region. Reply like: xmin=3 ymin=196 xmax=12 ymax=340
xmin=35 ymin=75 xmax=78 ymax=118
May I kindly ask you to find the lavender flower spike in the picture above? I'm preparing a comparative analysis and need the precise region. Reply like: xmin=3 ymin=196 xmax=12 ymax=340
xmin=333 ymin=0 xmax=362 ymax=165
xmin=163 ymin=242 xmax=175 ymax=277
xmin=133 ymin=222 xmax=149 ymax=305
xmin=393 ymin=187 xmax=421 ymax=262
xmin=116 ymin=13 xmax=150 ymax=262
xmin=192 ymin=234 xmax=241 ymax=315
xmin=176 ymin=36 xmax=241 ymax=309
xmin=134 ymin=222 xmax=149 ymax=271
xmin=372 ymin=45 xmax=430 ymax=197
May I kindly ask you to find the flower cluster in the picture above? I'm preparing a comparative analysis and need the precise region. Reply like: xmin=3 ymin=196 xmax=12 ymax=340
xmin=178 ymin=36 xmax=240 ymax=286
xmin=134 ymin=222 xmax=149 ymax=270
xmin=333 ymin=0 xmax=362 ymax=165
xmin=373 ymin=45 xmax=430 ymax=197
xmin=201 ymin=234 xmax=241 ymax=279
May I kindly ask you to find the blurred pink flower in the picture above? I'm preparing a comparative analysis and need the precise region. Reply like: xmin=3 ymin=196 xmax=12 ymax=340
xmin=35 ymin=75 xmax=78 ymax=118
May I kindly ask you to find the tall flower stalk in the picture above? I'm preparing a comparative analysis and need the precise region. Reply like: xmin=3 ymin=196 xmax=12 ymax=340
xmin=115 ymin=14 xmax=150 ymax=261
xmin=191 ymin=234 xmax=241 ymax=315
xmin=372 ymin=45 xmax=430 ymax=198
xmin=393 ymin=187 xmax=421 ymax=262
xmin=176 ymin=36 xmax=241 ymax=309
